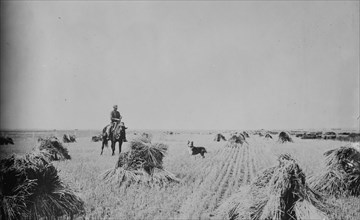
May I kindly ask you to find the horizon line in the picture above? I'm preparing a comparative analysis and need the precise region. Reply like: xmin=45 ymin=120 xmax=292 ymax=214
xmin=0 ymin=127 xmax=359 ymax=132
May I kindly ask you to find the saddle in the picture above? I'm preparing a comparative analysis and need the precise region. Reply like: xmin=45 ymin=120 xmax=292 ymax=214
xmin=105 ymin=122 xmax=127 ymax=141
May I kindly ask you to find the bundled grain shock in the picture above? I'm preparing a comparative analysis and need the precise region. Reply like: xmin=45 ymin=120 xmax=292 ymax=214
xmin=63 ymin=134 xmax=71 ymax=143
xmin=226 ymin=134 xmax=247 ymax=148
xmin=310 ymin=146 xmax=360 ymax=197
xmin=0 ymin=136 xmax=14 ymax=145
xmin=0 ymin=152 xmax=84 ymax=220
xmin=243 ymin=131 xmax=250 ymax=138
xmin=214 ymin=133 xmax=226 ymax=142
xmin=91 ymin=135 xmax=102 ymax=142
xmin=278 ymin=131 xmax=293 ymax=143
xmin=213 ymin=154 xmax=332 ymax=220
xmin=69 ymin=135 xmax=76 ymax=142
xmin=36 ymin=136 xmax=71 ymax=161
xmin=63 ymin=134 xmax=76 ymax=143
xmin=102 ymin=137 xmax=179 ymax=187
xmin=265 ymin=133 xmax=273 ymax=139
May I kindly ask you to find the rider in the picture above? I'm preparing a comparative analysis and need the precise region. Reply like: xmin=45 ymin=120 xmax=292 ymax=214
xmin=107 ymin=105 xmax=127 ymax=141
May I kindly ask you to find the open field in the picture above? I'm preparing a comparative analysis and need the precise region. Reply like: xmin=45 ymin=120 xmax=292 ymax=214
xmin=1 ymin=130 xmax=359 ymax=219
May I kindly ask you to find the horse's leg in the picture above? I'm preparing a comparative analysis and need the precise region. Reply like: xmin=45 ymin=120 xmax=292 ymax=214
xmin=111 ymin=141 xmax=115 ymax=156
xmin=118 ymin=140 xmax=123 ymax=154
xmin=100 ymin=141 xmax=104 ymax=155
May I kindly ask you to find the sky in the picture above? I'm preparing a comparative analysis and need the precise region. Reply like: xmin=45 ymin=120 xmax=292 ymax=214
xmin=0 ymin=1 xmax=359 ymax=130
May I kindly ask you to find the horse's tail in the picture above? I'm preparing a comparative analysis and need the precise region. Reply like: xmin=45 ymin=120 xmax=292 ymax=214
xmin=102 ymin=125 xmax=110 ymax=147
xmin=102 ymin=125 xmax=108 ymax=134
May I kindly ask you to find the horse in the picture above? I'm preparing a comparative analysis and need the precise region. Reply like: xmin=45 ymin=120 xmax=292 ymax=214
xmin=101 ymin=124 xmax=126 ymax=156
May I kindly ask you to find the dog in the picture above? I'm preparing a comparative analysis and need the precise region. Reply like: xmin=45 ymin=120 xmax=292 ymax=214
xmin=187 ymin=141 xmax=207 ymax=158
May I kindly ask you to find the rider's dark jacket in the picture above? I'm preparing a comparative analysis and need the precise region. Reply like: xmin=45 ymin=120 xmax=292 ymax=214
xmin=110 ymin=110 xmax=121 ymax=123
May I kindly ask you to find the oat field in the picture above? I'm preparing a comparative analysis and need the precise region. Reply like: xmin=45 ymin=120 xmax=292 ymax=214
xmin=1 ymin=130 xmax=359 ymax=219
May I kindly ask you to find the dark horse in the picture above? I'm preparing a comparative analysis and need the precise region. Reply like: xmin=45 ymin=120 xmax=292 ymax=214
xmin=101 ymin=124 xmax=126 ymax=155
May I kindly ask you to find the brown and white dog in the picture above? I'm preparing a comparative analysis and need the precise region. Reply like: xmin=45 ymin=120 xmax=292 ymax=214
xmin=187 ymin=141 xmax=207 ymax=158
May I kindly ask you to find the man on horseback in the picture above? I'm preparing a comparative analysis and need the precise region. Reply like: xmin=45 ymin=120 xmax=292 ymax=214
xmin=101 ymin=105 xmax=128 ymax=155
xmin=106 ymin=105 xmax=127 ymax=142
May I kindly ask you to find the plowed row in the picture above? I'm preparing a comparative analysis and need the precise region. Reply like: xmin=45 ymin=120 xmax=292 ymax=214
xmin=176 ymin=137 xmax=268 ymax=219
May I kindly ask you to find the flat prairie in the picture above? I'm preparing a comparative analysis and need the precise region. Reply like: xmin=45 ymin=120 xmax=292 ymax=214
xmin=0 ymin=130 xmax=359 ymax=219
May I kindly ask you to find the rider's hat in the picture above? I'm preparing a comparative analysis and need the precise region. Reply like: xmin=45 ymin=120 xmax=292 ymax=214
xmin=113 ymin=105 xmax=118 ymax=108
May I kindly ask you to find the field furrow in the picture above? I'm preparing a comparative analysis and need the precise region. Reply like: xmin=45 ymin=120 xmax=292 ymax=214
xmin=210 ymin=149 xmax=237 ymax=191
xmin=222 ymin=144 xmax=244 ymax=198
xmin=243 ymin=145 xmax=252 ymax=184
xmin=208 ymin=148 xmax=239 ymax=207
xmin=235 ymin=144 xmax=248 ymax=189
xmin=197 ymin=143 xmax=251 ymax=219
xmin=177 ymin=144 xmax=253 ymax=219
xmin=213 ymin=144 xmax=244 ymax=208
xmin=195 ymin=148 xmax=239 ymax=219
xmin=177 ymin=147 xmax=236 ymax=219
xmin=253 ymin=137 xmax=276 ymax=169
xmin=248 ymin=138 xmax=265 ymax=178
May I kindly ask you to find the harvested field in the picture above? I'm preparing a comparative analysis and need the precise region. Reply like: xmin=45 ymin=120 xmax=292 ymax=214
xmin=0 ymin=129 xmax=359 ymax=219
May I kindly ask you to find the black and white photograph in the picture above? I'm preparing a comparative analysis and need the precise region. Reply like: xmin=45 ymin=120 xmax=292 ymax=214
xmin=0 ymin=1 xmax=359 ymax=219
